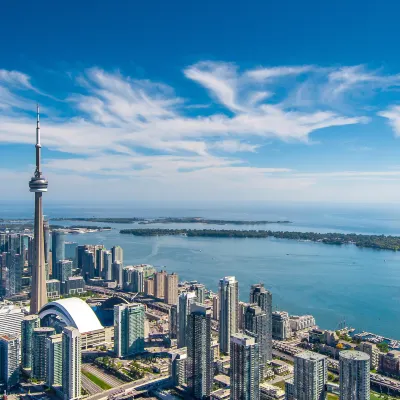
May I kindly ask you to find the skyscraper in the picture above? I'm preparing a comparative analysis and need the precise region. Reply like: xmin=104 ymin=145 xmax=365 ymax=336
xmin=21 ymin=314 xmax=40 ymax=370
xmin=95 ymin=247 xmax=104 ymax=277
xmin=0 ymin=335 xmax=20 ymax=390
xmin=219 ymin=276 xmax=239 ymax=354
xmin=230 ymin=333 xmax=260 ymax=400
xmin=103 ymin=250 xmax=112 ymax=280
xmin=6 ymin=251 xmax=23 ymax=296
xmin=339 ymin=351 xmax=370 ymax=400
xmin=249 ymin=283 xmax=272 ymax=359
xmin=46 ymin=333 xmax=63 ymax=389
xmin=294 ymin=351 xmax=327 ymax=400
xmin=111 ymin=245 xmax=123 ymax=265
xmin=114 ymin=303 xmax=145 ymax=358
xmin=244 ymin=304 xmax=269 ymax=368
xmin=272 ymin=311 xmax=291 ymax=340
xmin=169 ymin=348 xmax=187 ymax=387
xmin=212 ymin=294 xmax=219 ymax=321
xmin=43 ymin=220 xmax=50 ymax=266
xmin=29 ymin=106 xmax=48 ymax=314
xmin=133 ymin=266 xmax=145 ymax=293
xmin=32 ymin=327 xmax=55 ymax=381
xmin=51 ymin=230 xmax=65 ymax=271
xmin=187 ymin=303 xmax=213 ymax=399
xmin=169 ymin=304 xmax=178 ymax=339
xmin=154 ymin=270 xmax=167 ymax=299
xmin=177 ymin=291 xmax=197 ymax=348
xmin=193 ymin=283 xmax=206 ymax=304
xmin=164 ymin=272 xmax=178 ymax=305
xmin=62 ymin=326 xmax=81 ymax=400
xmin=112 ymin=260 xmax=123 ymax=287
xmin=54 ymin=260 xmax=73 ymax=283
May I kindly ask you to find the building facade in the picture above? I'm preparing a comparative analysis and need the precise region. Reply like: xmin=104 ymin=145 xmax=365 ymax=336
xmin=293 ymin=351 xmax=327 ymax=400
xmin=177 ymin=291 xmax=197 ymax=348
xmin=272 ymin=311 xmax=291 ymax=340
xmin=114 ymin=303 xmax=145 ymax=358
xmin=218 ymin=276 xmax=239 ymax=354
xmin=339 ymin=350 xmax=370 ymax=400
xmin=21 ymin=314 xmax=40 ymax=370
xmin=32 ymin=327 xmax=55 ymax=381
xmin=0 ymin=335 xmax=20 ymax=390
xmin=164 ymin=272 xmax=179 ymax=305
xmin=46 ymin=333 xmax=63 ymax=388
xmin=187 ymin=303 xmax=213 ymax=399
xmin=62 ymin=326 xmax=81 ymax=400
xmin=230 ymin=333 xmax=260 ymax=400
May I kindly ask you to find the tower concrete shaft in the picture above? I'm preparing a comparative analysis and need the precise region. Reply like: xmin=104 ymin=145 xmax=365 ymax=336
xmin=29 ymin=105 xmax=48 ymax=314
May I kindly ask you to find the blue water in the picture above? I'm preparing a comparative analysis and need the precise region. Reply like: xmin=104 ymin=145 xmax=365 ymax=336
xmin=1 ymin=202 xmax=400 ymax=338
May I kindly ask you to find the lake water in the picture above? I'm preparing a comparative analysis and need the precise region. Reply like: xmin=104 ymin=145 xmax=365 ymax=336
xmin=2 ymin=202 xmax=400 ymax=338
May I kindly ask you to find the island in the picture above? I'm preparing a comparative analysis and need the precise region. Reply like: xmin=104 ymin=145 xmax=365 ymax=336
xmin=119 ymin=228 xmax=400 ymax=252
xmin=51 ymin=217 xmax=291 ymax=225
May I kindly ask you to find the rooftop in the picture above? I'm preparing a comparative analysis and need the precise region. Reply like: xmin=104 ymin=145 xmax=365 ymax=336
xmin=296 ymin=351 xmax=327 ymax=361
xmin=340 ymin=350 xmax=370 ymax=361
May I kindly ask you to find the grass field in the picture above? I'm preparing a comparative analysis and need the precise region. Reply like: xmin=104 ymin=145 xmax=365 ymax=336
xmin=82 ymin=370 xmax=112 ymax=390
xmin=272 ymin=380 xmax=286 ymax=390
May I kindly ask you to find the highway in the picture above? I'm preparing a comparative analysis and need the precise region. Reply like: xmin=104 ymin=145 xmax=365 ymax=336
xmin=83 ymin=364 xmax=124 ymax=388
xmin=82 ymin=374 xmax=103 ymax=395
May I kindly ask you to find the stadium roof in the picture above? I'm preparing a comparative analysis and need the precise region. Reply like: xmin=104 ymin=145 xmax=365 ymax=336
xmin=39 ymin=297 xmax=103 ymax=333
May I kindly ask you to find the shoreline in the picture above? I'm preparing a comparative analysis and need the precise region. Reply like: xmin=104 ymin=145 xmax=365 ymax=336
xmin=119 ymin=228 xmax=400 ymax=252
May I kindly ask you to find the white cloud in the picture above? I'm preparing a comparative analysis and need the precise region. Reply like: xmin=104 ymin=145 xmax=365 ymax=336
xmin=378 ymin=106 xmax=400 ymax=136
xmin=209 ymin=140 xmax=260 ymax=153
xmin=3 ymin=60 xmax=400 ymax=202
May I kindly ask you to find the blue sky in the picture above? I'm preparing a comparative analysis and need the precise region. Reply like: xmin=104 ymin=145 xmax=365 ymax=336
xmin=2 ymin=0 xmax=400 ymax=204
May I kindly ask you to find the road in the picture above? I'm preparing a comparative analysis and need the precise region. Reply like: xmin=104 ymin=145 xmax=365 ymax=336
xmin=83 ymin=364 xmax=124 ymax=388
xmin=82 ymin=374 xmax=103 ymax=395
xmin=86 ymin=376 xmax=170 ymax=400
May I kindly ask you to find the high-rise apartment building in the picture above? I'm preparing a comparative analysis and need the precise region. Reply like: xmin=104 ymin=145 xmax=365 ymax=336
xmin=32 ymin=327 xmax=55 ymax=381
xmin=219 ymin=276 xmax=239 ymax=354
xmin=230 ymin=333 xmax=260 ymax=400
xmin=0 ymin=303 xmax=24 ymax=338
xmin=103 ymin=250 xmax=112 ymax=280
xmin=193 ymin=283 xmax=206 ymax=304
xmin=238 ymin=301 xmax=250 ymax=330
xmin=46 ymin=333 xmax=63 ymax=389
xmin=154 ymin=270 xmax=167 ymax=299
xmin=272 ymin=311 xmax=291 ymax=340
xmin=54 ymin=259 xmax=73 ymax=283
xmin=114 ymin=303 xmax=145 ymax=358
xmin=339 ymin=350 xmax=370 ymax=400
xmin=43 ymin=221 xmax=50 ymax=266
xmin=212 ymin=295 xmax=219 ymax=321
xmin=250 ymin=283 xmax=272 ymax=358
xmin=21 ymin=314 xmax=40 ymax=370
xmin=82 ymin=249 xmax=95 ymax=280
xmin=244 ymin=304 xmax=269 ymax=366
xmin=111 ymin=245 xmax=123 ymax=265
xmin=358 ymin=342 xmax=379 ymax=370
xmin=293 ymin=351 xmax=327 ymax=400
xmin=144 ymin=277 xmax=154 ymax=296
xmin=169 ymin=304 xmax=178 ymax=339
xmin=187 ymin=303 xmax=213 ymax=399
xmin=62 ymin=326 xmax=81 ymax=400
xmin=169 ymin=348 xmax=187 ymax=387
xmin=0 ymin=335 xmax=20 ymax=390
xmin=112 ymin=261 xmax=123 ymax=287
xmin=51 ymin=230 xmax=65 ymax=269
xmin=5 ymin=252 xmax=23 ymax=296
xmin=95 ymin=247 xmax=104 ymax=277
xmin=164 ymin=272 xmax=178 ymax=305
xmin=177 ymin=291 xmax=197 ymax=348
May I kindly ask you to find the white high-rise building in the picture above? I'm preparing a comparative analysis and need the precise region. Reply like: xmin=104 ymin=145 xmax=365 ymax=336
xmin=111 ymin=245 xmax=123 ymax=265
xmin=294 ymin=351 xmax=327 ymax=400
xmin=62 ymin=326 xmax=81 ymax=400
xmin=103 ymin=250 xmax=112 ymax=280
xmin=0 ymin=303 xmax=24 ymax=338
xmin=187 ymin=303 xmax=213 ymax=399
xmin=339 ymin=350 xmax=370 ymax=400
xmin=219 ymin=276 xmax=238 ymax=354
xmin=230 ymin=333 xmax=260 ymax=400
xmin=177 ymin=291 xmax=197 ymax=348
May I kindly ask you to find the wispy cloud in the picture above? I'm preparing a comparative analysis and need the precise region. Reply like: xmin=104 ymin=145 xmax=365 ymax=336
xmin=3 ymin=60 xmax=400 ymax=202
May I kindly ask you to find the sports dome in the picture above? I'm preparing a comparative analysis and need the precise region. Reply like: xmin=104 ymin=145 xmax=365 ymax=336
xmin=39 ymin=297 xmax=104 ymax=333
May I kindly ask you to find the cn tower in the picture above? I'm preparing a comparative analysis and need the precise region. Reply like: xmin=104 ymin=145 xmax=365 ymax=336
xmin=29 ymin=105 xmax=48 ymax=314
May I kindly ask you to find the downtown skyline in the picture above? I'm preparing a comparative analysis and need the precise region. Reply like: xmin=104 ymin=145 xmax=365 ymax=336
xmin=3 ymin=1 xmax=400 ymax=204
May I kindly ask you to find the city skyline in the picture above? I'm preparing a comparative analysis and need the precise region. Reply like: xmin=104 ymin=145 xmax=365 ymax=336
xmin=3 ymin=2 xmax=400 ymax=204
